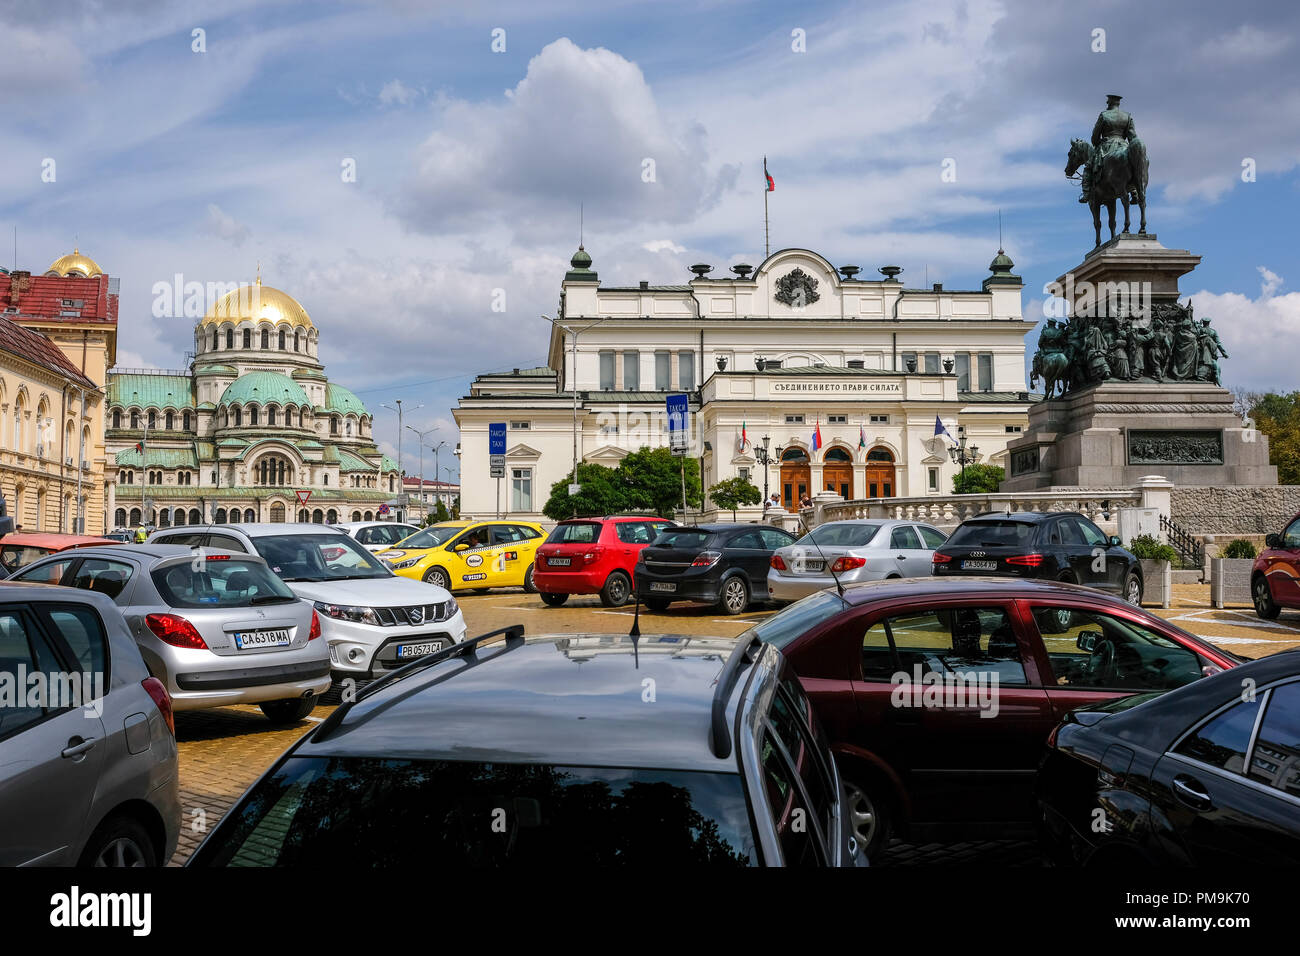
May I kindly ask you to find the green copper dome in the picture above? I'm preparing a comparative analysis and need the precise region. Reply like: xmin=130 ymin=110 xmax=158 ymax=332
xmin=219 ymin=371 xmax=311 ymax=407
xmin=989 ymin=248 xmax=1015 ymax=272
xmin=324 ymin=383 xmax=368 ymax=417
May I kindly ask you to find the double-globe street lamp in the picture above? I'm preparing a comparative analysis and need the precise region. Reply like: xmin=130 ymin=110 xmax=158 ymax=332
xmin=405 ymin=424 xmax=438 ymax=522
xmin=753 ymin=434 xmax=786 ymax=508
xmin=949 ymin=425 xmax=980 ymax=489
xmin=382 ymin=400 xmax=424 ymax=521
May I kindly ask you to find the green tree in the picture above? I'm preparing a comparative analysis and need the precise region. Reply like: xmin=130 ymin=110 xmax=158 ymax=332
xmin=951 ymin=463 xmax=1004 ymax=494
xmin=1248 ymin=391 xmax=1300 ymax=485
xmin=618 ymin=446 xmax=703 ymax=518
xmin=450 ymin=495 xmax=460 ymax=519
xmin=543 ymin=461 xmax=628 ymax=520
xmin=708 ymin=475 xmax=762 ymax=520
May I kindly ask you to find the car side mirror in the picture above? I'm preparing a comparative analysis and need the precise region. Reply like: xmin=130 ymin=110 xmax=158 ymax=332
xmin=1265 ymin=533 xmax=1279 ymax=549
xmin=1108 ymin=535 xmax=1121 ymax=547
xmin=453 ymin=542 xmax=469 ymax=552
xmin=1076 ymin=630 xmax=1102 ymax=652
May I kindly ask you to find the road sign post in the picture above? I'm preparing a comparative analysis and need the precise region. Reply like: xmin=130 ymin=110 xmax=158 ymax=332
xmin=489 ymin=423 xmax=507 ymax=518
xmin=665 ymin=394 xmax=690 ymax=521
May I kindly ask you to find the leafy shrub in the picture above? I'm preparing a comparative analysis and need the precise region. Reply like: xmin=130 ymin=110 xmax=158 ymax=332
xmin=1126 ymin=534 xmax=1178 ymax=563
xmin=1221 ymin=538 xmax=1257 ymax=559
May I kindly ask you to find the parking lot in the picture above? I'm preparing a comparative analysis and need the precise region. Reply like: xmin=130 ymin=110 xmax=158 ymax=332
xmin=170 ymin=584 xmax=1300 ymax=865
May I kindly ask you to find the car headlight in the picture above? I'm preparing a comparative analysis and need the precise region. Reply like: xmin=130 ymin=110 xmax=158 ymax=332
xmin=313 ymin=601 xmax=381 ymax=626
xmin=444 ymin=596 xmax=459 ymax=620
xmin=391 ymin=557 xmax=422 ymax=570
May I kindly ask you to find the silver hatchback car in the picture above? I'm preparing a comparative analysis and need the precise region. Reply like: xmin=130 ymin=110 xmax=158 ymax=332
xmin=767 ymin=519 xmax=949 ymax=602
xmin=10 ymin=544 xmax=331 ymax=723
xmin=0 ymin=583 xmax=179 ymax=866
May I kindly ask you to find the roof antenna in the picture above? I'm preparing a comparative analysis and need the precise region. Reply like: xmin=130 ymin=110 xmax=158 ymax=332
xmin=796 ymin=510 xmax=845 ymax=598
xmin=998 ymin=209 xmax=1004 ymax=251
xmin=579 ymin=202 xmax=584 ymax=248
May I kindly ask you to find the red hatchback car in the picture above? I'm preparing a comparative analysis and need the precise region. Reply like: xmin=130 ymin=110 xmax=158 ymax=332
xmin=1252 ymin=511 xmax=1300 ymax=619
xmin=750 ymin=576 xmax=1239 ymax=856
xmin=534 ymin=515 xmax=671 ymax=607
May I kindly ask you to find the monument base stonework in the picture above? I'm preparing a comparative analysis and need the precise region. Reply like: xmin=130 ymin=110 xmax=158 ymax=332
xmin=1002 ymin=381 xmax=1277 ymax=491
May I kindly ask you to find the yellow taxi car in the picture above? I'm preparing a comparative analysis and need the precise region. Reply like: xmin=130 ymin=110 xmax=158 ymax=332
xmin=376 ymin=520 xmax=546 ymax=593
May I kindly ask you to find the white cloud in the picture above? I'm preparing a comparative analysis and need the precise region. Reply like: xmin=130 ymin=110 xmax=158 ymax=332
xmin=1203 ymin=24 xmax=1292 ymax=63
xmin=1188 ymin=286 xmax=1300 ymax=393
xmin=642 ymin=239 xmax=686 ymax=254
xmin=1258 ymin=266 xmax=1284 ymax=298
xmin=378 ymin=79 xmax=421 ymax=107
xmin=202 ymin=204 xmax=251 ymax=247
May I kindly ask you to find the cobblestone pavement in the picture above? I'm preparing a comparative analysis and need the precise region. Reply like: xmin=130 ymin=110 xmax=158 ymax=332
xmin=170 ymin=584 xmax=1300 ymax=865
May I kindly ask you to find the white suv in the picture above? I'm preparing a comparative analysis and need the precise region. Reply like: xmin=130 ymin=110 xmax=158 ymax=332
xmin=149 ymin=523 xmax=467 ymax=681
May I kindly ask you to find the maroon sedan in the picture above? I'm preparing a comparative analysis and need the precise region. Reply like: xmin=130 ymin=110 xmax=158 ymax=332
xmin=747 ymin=576 xmax=1239 ymax=856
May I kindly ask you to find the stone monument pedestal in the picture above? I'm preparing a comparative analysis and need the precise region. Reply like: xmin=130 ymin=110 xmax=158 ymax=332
xmin=1008 ymin=232 xmax=1277 ymax=492
xmin=1002 ymin=382 xmax=1277 ymax=490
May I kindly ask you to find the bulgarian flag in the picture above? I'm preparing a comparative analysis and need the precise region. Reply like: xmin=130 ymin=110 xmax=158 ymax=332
xmin=859 ymin=424 xmax=867 ymax=449
xmin=764 ymin=157 xmax=774 ymax=192
xmin=740 ymin=420 xmax=748 ymax=451
xmin=811 ymin=419 xmax=822 ymax=452
xmin=134 ymin=439 xmax=145 ymax=453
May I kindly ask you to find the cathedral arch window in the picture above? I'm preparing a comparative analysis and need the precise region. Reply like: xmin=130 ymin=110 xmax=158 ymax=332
xmin=261 ymin=329 xmax=269 ymax=349
xmin=293 ymin=330 xmax=301 ymax=352
xmin=112 ymin=410 xmax=121 ymax=429
xmin=278 ymin=329 xmax=286 ymax=350
xmin=243 ymin=329 xmax=251 ymax=349
xmin=165 ymin=411 xmax=174 ymax=430
xmin=225 ymin=329 xmax=233 ymax=349
xmin=249 ymin=406 xmax=259 ymax=426
xmin=233 ymin=407 xmax=242 ymax=426
xmin=147 ymin=410 xmax=157 ymax=430
xmin=130 ymin=410 xmax=140 ymax=429
xmin=256 ymin=455 xmax=292 ymax=486
xmin=182 ymin=411 xmax=191 ymax=431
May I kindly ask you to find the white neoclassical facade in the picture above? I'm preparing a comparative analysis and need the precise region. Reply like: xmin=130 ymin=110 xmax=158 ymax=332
xmin=454 ymin=246 xmax=1038 ymax=522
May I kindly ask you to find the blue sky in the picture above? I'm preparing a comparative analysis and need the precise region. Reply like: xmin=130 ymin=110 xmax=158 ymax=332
xmin=3 ymin=0 xmax=1298 ymax=477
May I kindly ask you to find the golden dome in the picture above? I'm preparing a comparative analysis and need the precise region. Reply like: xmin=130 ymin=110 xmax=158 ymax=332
xmin=47 ymin=248 xmax=104 ymax=277
xmin=200 ymin=278 xmax=314 ymax=330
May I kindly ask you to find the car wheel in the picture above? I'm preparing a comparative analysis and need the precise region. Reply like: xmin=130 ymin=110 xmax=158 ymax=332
xmin=1253 ymin=574 xmax=1281 ymax=620
xmin=540 ymin=592 xmax=568 ymax=607
xmin=423 ymin=566 xmax=450 ymax=590
xmin=643 ymin=597 xmax=671 ymax=612
xmin=260 ymin=697 xmax=317 ymax=724
xmin=1123 ymin=571 xmax=1143 ymax=606
xmin=600 ymin=571 xmax=631 ymax=608
xmin=80 ymin=816 xmax=157 ymax=868
xmin=843 ymin=778 xmax=891 ymax=859
xmin=718 ymin=576 xmax=749 ymax=615
xmin=523 ymin=565 xmax=538 ymax=593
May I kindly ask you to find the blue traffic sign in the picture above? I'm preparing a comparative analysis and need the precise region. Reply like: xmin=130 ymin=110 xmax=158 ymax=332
xmin=665 ymin=394 xmax=689 ymax=453
xmin=489 ymin=422 xmax=507 ymax=456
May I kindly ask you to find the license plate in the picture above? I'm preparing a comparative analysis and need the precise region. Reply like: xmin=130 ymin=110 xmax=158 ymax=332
xmin=799 ymin=559 xmax=824 ymax=573
xmin=962 ymin=560 xmax=998 ymax=571
xmin=649 ymin=581 xmax=677 ymax=592
xmin=397 ymin=641 xmax=444 ymax=659
xmin=548 ymin=557 xmax=571 ymax=566
xmin=234 ymin=629 xmax=291 ymax=649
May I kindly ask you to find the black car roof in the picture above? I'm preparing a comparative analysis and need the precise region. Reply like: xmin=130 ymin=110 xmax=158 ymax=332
xmin=963 ymin=511 xmax=1059 ymax=523
xmin=838 ymin=575 xmax=1140 ymax=607
xmin=297 ymin=632 xmax=750 ymax=772
xmin=1104 ymin=649 xmax=1300 ymax=746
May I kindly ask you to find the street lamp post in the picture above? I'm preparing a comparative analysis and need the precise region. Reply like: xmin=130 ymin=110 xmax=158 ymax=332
xmin=442 ymin=465 xmax=457 ymax=516
xmin=431 ymin=440 xmax=447 ymax=513
xmin=382 ymin=400 xmax=423 ymax=520
xmin=406 ymin=424 xmax=438 ymax=523
xmin=753 ymin=434 xmax=785 ymax=509
xmin=948 ymin=425 xmax=980 ymax=490
xmin=544 ymin=314 xmax=606 ymax=485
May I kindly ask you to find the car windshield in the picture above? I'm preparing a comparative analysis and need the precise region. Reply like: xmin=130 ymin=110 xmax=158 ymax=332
xmin=191 ymin=756 xmax=756 ymax=867
xmin=799 ymin=523 xmax=881 ymax=548
xmin=393 ymin=525 xmax=462 ymax=550
xmin=151 ymin=557 xmax=298 ymax=608
xmin=653 ymin=528 xmax=713 ymax=550
xmin=547 ymin=522 xmax=601 ymax=544
xmin=252 ymin=534 xmax=392 ymax=582
xmin=945 ymin=520 xmax=1038 ymax=548
xmin=0 ymin=545 xmax=55 ymax=572
xmin=739 ymin=589 xmax=848 ymax=650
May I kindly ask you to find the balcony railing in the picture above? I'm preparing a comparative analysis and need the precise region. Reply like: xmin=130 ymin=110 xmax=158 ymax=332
xmin=813 ymin=489 xmax=1141 ymax=530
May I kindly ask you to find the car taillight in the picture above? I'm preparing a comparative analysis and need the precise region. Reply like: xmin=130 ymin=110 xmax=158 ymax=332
xmin=141 ymin=676 xmax=175 ymax=736
xmin=145 ymin=613 xmax=208 ymax=650
xmin=205 ymin=553 xmax=231 ymax=561
xmin=583 ymin=549 xmax=600 ymax=565
xmin=691 ymin=550 xmax=722 ymax=568
xmin=1006 ymin=554 xmax=1044 ymax=567
xmin=308 ymin=608 xmax=321 ymax=641
xmin=770 ymin=554 xmax=787 ymax=570
xmin=932 ymin=552 xmax=953 ymax=564
xmin=831 ymin=556 xmax=867 ymax=572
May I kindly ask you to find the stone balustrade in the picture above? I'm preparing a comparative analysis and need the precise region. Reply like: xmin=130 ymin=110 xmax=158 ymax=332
xmin=814 ymin=489 xmax=1142 ymax=531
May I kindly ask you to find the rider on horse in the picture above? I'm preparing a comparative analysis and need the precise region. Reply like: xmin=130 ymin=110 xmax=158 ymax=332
xmin=1079 ymin=94 xmax=1141 ymax=204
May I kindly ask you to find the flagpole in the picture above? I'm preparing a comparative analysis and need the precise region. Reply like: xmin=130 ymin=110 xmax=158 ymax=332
xmin=140 ymin=417 xmax=147 ymax=527
xmin=763 ymin=155 xmax=770 ymax=259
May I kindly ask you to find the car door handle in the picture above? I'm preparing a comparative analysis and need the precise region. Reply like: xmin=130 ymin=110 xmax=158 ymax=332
xmin=896 ymin=555 xmax=907 ymax=560
xmin=61 ymin=737 xmax=96 ymax=759
xmin=1173 ymin=775 xmax=1213 ymax=811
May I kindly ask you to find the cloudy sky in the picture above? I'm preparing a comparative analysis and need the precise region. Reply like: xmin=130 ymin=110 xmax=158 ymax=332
xmin=3 ymin=0 xmax=1298 ymax=477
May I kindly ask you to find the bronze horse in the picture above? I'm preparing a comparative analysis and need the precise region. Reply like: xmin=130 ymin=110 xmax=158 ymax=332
xmin=1030 ymin=350 xmax=1071 ymax=399
xmin=1066 ymin=137 xmax=1148 ymax=247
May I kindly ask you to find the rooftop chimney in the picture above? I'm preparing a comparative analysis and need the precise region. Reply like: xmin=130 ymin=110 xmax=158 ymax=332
xmin=639 ymin=280 xmax=649 ymax=290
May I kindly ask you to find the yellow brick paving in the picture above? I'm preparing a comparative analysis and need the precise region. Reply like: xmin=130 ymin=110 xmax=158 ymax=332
xmin=169 ymin=585 xmax=1300 ymax=864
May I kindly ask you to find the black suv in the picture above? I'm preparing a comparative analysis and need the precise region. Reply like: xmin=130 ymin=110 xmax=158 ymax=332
xmin=634 ymin=523 xmax=797 ymax=615
xmin=188 ymin=627 xmax=864 ymax=867
xmin=933 ymin=511 xmax=1143 ymax=605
